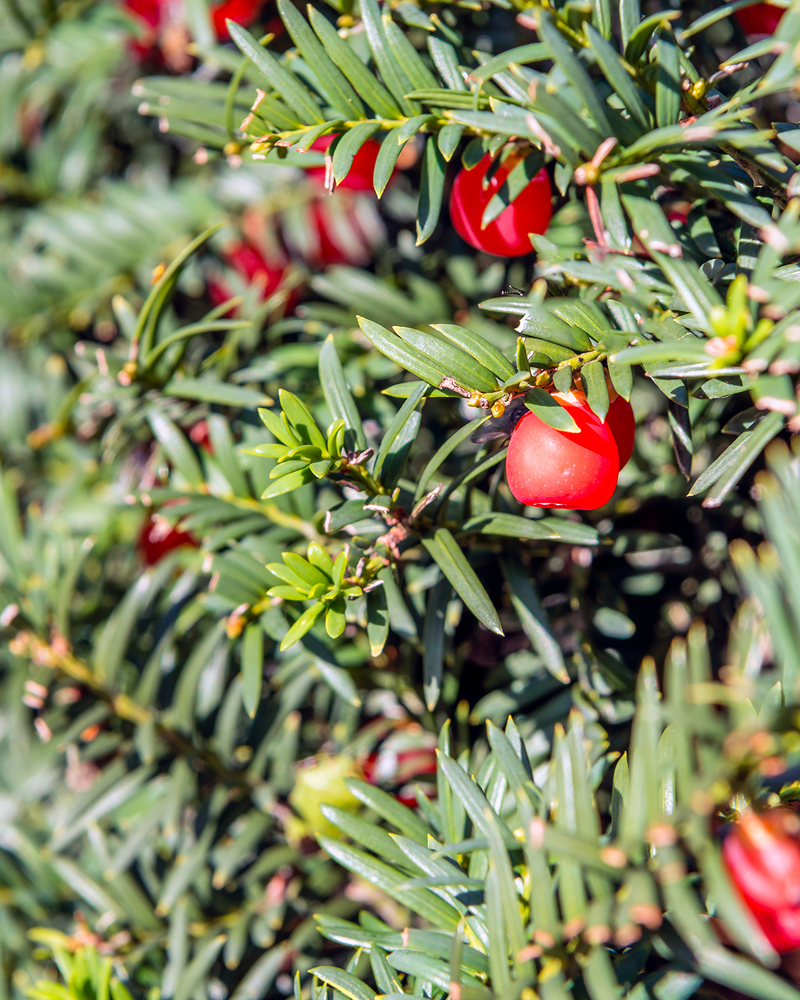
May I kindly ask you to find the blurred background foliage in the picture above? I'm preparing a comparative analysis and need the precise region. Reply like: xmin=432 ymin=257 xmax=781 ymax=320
xmin=3 ymin=0 xmax=800 ymax=998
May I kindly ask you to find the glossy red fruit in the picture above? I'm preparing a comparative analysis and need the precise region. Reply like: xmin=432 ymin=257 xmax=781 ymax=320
xmin=124 ymin=0 xmax=160 ymax=27
xmin=306 ymin=134 xmax=382 ymax=192
xmin=138 ymin=511 xmax=199 ymax=566
xmin=506 ymin=391 xmax=620 ymax=510
xmin=306 ymin=198 xmax=371 ymax=267
xmin=363 ymin=734 xmax=437 ymax=810
xmin=722 ymin=808 xmax=800 ymax=953
xmin=607 ymin=393 xmax=635 ymax=468
xmin=449 ymin=152 xmax=552 ymax=257
xmin=210 ymin=0 xmax=262 ymax=40
xmin=208 ymin=242 xmax=291 ymax=311
xmin=735 ymin=2 xmax=784 ymax=37
xmin=224 ymin=242 xmax=286 ymax=291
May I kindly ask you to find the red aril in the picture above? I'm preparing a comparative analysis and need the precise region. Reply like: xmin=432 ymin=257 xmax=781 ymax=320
xmin=208 ymin=241 xmax=292 ymax=312
xmin=210 ymin=0 xmax=262 ymax=40
xmin=122 ymin=0 xmax=193 ymax=68
xmin=735 ymin=2 xmax=784 ymax=37
xmin=138 ymin=508 xmax=199 ymax=566
xmin=607 ymin=393 xmax=635 ymax=468
xmin=188 ymin=420 xmax=214 ymax=455
xmin=722 ymin=808 xmax=800 ymax=953
xmin=449 ymin=151 xmax=552 ymax=257
xmin=306 ymin=198 xmax=371 ymax=267
xmin=362 ymin=728 xmax=437 ymax=810
xmin=506 ymin=391 xmax=619 ymax=509
xmin=222 ymin=242 xmax=286 ymax=290
xmin=122 ymin=0 xmax=161 ymax=61
xmin=665 ymin=197 xmax=692 ymax=226
xmin=123 ymin=0 xmax=160 ymax=27
xmin=123 ymin=0 xmax=264 ymax=62
xmin=306 ymin=134 xmax=382 ymax=192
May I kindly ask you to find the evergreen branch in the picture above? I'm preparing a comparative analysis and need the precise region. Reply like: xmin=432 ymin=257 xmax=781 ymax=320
xmin=10 ymin=631 xmax=257 ymax=793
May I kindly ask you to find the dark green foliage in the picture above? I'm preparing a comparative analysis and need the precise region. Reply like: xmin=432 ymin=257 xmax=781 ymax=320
xmin=4 ymin=0 xmax=800 ymax=998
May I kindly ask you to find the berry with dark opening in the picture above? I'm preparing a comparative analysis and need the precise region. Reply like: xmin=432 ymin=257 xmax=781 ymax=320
xmin=449 ymin=151 xmax=552 ymax=257
xmin=505 ymin=391 xmax=619 ymax=510
xmin=721 ymin=808 xmax=800 ymax=953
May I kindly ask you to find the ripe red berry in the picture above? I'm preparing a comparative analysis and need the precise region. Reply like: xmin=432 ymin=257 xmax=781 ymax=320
xmin=665 ymin=204 xmax=690 ymax=226
xmin=606 ymin=393 xmax=635 ymax=468
xmin=735 ymin=2 xmax=784 ymax=37
xmin=506 ymin=391 xmax=619 ymax=510
xmin=224 ymin=242 xmax=287 ymax=292
xmin=123 ymin=0 xmax=160 ymax=28
xmin=188 ymin=420 xmax=214 ymax=455
xmin=722 ymin=808 xmax=800 ymax=953
xmin=449 ymin=152 xmax=552 ymax=257
xmin=123 ymin=0 xmax=262 ymax=62
xmin=362 ymin=730 xmax=437 ymax=810
xmin=122 ymin=0 xmax=162 ymax=61
xmin=208 ymin=241 xmax=291 ymax=311
xmin=306 ymin=134 xmax=383 ymax=192
xmin=306 ymin=198 xmax=372 ymax=267
xmin=138 ymin=507 xmax=199 ymax=566
xmin=210 ymin=0 xmax=262 ymax=40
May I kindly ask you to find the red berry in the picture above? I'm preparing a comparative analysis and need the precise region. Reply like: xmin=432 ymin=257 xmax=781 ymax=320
xmin=210 ymin=0 xmax=262 ymax=41
xmin=665 ymin=210 xmax=686 ymax=225
xmin=188 ymin=420 xmax=214 ymax=455
xmin=138 ymin=504 xmax=199 ymax=566
xmin=123 ymin=0 xmax=160 ymax=28
xmin=449 ymin=152 xmax=552 ymax=257
xmin=123 ymin=0 xmax=267 ymax=59
xmin=306 ymin=198 xmax=371 ymax=267
xmin=362 ymin=729 xmax=437 ymax=810
xmin=122 ymin=0 xmax=161 ymax=61
xmin=309 ymin=199 xmax=349 ymax=265
xmin=225 ymin=242 xmax=287 ymax=291
xmin=396 ymin=785 xmax=436 ymax=809
xmin=735 ymin=2 xmax=784 ymax=37
xmin=722 ymin=808 xmax=800 ymax=953
xmin=506 ymin=391 xmax=619 ymax=510
xmin=209 ymin=242 xmax=292 ymax=311
xmin=206 ymin=276 xmax=233 ymax=310
xmin=306 ymin=134 xmax=382 ymax=192
xmin=606 ymin=393 xmax=635 ymax=468
xmin=138 ymin=519 xmax=198 ymax=565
